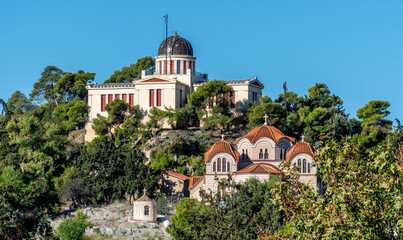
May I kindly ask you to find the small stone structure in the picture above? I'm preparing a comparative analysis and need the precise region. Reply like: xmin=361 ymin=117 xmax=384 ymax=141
xmin=132 ymin=192 xmax=157 ymax=222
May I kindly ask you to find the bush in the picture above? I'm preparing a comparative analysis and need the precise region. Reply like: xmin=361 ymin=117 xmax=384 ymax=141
xmin=57 ymin=210 xmax=92 ymax=240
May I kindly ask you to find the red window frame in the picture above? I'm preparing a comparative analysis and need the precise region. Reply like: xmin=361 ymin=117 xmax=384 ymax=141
xmin=115 ymin=94 xmax=120 ymax=99
xmin=170 ymin=60 xmax=174 ymax=74
xmin=108 ymin=94 xmax=113 ymax=103
xmin=101 ymin=95 xmax=106 ymax=112
xmin=164 ymin=61 xmax=167 ymax=74
xmin=149 ymin=89 xmax=155 ymax=107
xmin=129 ymin=94 xmax=134 ymax=108
xmin=156 ymin=89 xmax=161 ymax=107
xmin=122 ymin=94 xmax=127 ymax=103
xmin=231 ymin=92 xmax=236 ymax=108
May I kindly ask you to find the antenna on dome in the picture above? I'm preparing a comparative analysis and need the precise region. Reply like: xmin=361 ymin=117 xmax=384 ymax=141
xmin=164 ymin=14 xmax=168 ymax=73
xmin=283 ymin=81 xmax=287 ymax=120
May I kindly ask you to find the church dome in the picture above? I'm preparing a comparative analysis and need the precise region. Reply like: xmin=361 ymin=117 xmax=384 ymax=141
xmin=236 ymin=125 xmax=295 ymax=144
xmin=158 ymin=35 xmax=193 ymax=56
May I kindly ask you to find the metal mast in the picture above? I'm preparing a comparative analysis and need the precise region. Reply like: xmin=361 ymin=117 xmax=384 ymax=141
xmin=164 ymin=14 xmax=168 ymax=74
xmin=283 ymin=81 xmax=287 ymax=119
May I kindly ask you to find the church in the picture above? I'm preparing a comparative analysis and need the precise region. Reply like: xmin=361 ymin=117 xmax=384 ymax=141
xmin=85 ymin=34 xmax=264 ymax=141
xmin=188 ymin=116 xmax=317 ymax=201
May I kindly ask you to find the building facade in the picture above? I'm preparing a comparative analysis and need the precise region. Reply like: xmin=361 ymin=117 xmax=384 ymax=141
xmin=85 ymin=34 xmax=264 ymax=141
xmin=189 ymin=119 xmax=317 ymax=201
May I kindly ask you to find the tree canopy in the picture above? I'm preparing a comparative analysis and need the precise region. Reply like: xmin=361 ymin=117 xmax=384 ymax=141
xmin=105 ymin=56 xmax=155 ymax=83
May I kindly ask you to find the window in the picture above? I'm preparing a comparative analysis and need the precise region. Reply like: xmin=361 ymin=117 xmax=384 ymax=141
xmin=264 ymin=149 xmax=268 ymax=159
xmin=144 ymin=206 xmax=149 ymax=216
xmin=231 ymin=92 xmax=236 ymax=108
xmin=213 ymin=162 xmax=216 ymax=172
xmin=227 ymin=162 xmax=230 ymax=172
xmin=170 ymin=60 xmax=174 ymax=74
xmin=129 ymin=94 xmax=134 ymax=108
xmin=159 ymin=61 xmax=162 ymax=74
xmin=308 ymin=163 xmax=311 ymax=173
xmin=115 ymin=94 xmax=120 ymax=99
xmin=246 ymin=149 xmax=248 ymax=160
xmin=177 ymin=60 xmax=180 ymax=73
xmin=297 ymin=159 xmax=301 ymax=173
xmin=108 ymin=94 xmax=113 ymax=103
xmin=156 ymin=89 xmax=162 ymax=107
xmin=101 ymin=95 xmax=106 ymax=112
xmin=164 ymin=61 xmax=167 ymax=74
xmin=222 ymin=158 xmax=226 ymax=172
xmin=122 ymin=94 xmax=127 ymax=103
xmin=279 ymin=148 xmax=287 ymax=160
xmin=184 ymin=60 xmax=187 ymax=74
xmin=242 ymin=149 xmax=245 ymax=160
xmin=303 ymin=159 xmax=307 ymax=173
xmin=217 ymin=158 xmax=221 ymax=172
xmin=280 ymin=149 xmax=282 ymax=160
xmin=149 ymin=89 xmax=154 ymax=106
xmin=259 ymin=149 xmax=263 ymax=159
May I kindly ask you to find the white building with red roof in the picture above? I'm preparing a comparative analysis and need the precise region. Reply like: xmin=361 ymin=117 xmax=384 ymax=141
xmin=189 ymin=118 xmax=317 ymax=200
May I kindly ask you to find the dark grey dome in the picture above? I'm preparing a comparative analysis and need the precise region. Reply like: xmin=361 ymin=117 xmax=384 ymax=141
xmin=158 ymin=35 xmax=193 ymax=56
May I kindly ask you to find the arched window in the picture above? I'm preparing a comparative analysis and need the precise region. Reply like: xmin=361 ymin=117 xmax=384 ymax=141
xmin=222 ymin=158 xmax=226 ymax=172
xmin=308 ymin=162 xmax=311 ymax=173
xmin=303 ymin=159 xmax=307 ymax=173
xmin=213 ymin=162 xmax=216 ymax=172
xmin=227 ymin=162 xmax=230 ymax=172
xmin=242 ymin=149 xmax=245 ymax=160
xmin=246 ymin=149 xmax=248 ymax=160
xmin=264 ymin=149 xmax=268 ymax=159
xmin=259 ymin=149 xmax=263 ymax=159
xmin=217 ymin=158 xmax=221 ymax=172
xmin=297 ymin=159 xmax=301 ymax=173
xmin=280 ymin=149 xmax=283 ymax=160
xmin=144 ymin=206 xmax=150 ymax=216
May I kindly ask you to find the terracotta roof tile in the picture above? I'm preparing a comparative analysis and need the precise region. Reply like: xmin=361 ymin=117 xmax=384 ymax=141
xmin=286 ymin=141 xmax=315 ymax=163
xmin=236 ymin=125 xmax=295 ymax=144
xmin=161 ymin=170 xmax=190 ymax=180
xmin=235 ymin=163 xmax=282 ymax=174
xmin=204 ymin=140 xmax=240 ymax=163
xmin=137 ymin=194 xmax=152 ymax=201
xmin=188 ymin=176 xmax=205 ymax=190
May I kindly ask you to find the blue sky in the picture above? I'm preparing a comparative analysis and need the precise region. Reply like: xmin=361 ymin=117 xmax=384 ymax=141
xmin=1 ymin=0 xmax=402 ymax=122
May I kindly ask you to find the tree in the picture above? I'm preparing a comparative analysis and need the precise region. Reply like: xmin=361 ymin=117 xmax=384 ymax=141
xmin=6 ymin=91 xmax=34 ymax=116
xmin=73 ymin=137 xmax=159 ymax=203
xmin=30 ymin=66 xmax=63 ymax=105
xmin=272 ymin=130 xmax=403 ymax=239
xmin=167 ymin=177 xmax=284 ymax=240
xmin=247 ymin=96 xmax=285 ymax=129
xmin=150 ymin=150 xmax=176 ymax=171
xmin=54 ymin=69 xmax=95 ymax=102
xmin=105 ymin=56 xmax=155 ymax=83
xmin=54 ymin=100 xmax=88 ymax=130
xmin=188 ymin=80 xmax=234 ymax=132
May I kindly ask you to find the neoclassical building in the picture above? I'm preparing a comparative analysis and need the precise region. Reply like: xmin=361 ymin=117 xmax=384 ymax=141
xmin=85 ymin=34 xmax=264 ymax=141
xmin=189 ymin=119 xmax=317 ymax=200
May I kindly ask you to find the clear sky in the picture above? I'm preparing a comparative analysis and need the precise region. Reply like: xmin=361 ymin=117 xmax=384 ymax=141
xmin=1 ymin=0 xmax=402 ymax=122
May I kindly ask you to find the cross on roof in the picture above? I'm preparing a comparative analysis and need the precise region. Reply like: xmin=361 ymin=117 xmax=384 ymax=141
xmin=221 ymin=134 xmax=225 ymax=140
xmin=302 ymin=136 xmax=305 ymax=141
xmin=263 ymin=114 xmax=269 ymax=125
xmin=143 ymin=189 xmax=147 ymax=195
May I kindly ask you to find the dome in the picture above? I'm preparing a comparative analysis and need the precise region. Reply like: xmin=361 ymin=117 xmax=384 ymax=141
xmin=285 ymin=141 xmax=314 ymax=163
xmin=158 ymin=35 xmax=193 ymax=56
xmin=236 ymin=125 xmax=295 ymax=144
xmin=204 ymin=140 xmax=239 ymax=163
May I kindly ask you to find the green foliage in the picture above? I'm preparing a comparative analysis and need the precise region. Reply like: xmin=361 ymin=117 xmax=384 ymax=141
xmin=247 ymin=98 xmax=285 ymax=129
xmin=150 ymin=150 xmax=176 ymax=171
xmin=187 ymin=80 xmax=234 ymax=132
xmin=272 ymin=131 xmax=403 ymax=239
xmin=73 ymin=137 xmax=160 ymax=203
xmin=57 ymin=210 xmax=92 ymax=240
xmin=167 ymin=177 xmax=283 ymax=240
xmin=105 ymin=56 xmax=155 ymax=83
xmin=30 ymin=65 xmax=63 ymax=104
xmin=54 ymin=100 xmax=88 ymax=130
xmin=0 ymin=203 xmax=55 ymax=240
xmin=156 ymin=194 xmax=173 ymax=215
xmin=54 ymin=70 xmax=95 ymax=102
xmin=6 ymin=91 xmax=34 ymax=116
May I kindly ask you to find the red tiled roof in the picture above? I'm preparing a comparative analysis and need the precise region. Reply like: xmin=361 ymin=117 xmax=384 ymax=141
xmin=235 ymin=163 xmax=282 ymax=174
xmin=188 ymin=176 xmax=205 ymax=190
xmin=236 ymin=125 xmax=295 ymax=144
xmin=204 ymin=140 xmax=240 ymax=163
xmin=137 ymin=194 xmax=152 ymax=201
xmin=161 ymin=170 xmax=190 ymax=180
xmin=286 ymin=141 xmax=315 ymax=163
